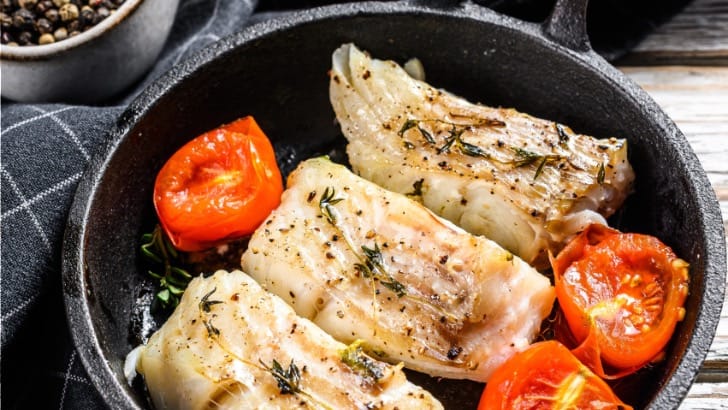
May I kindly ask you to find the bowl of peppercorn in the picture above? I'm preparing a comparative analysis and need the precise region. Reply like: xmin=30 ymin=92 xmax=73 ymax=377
xmin=0 ymin=0 xmax=179 ymax=103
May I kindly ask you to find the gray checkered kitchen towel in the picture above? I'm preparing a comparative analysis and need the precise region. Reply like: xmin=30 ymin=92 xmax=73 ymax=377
xmin=1 ymin=0 xmax=693 ymax=408
xmin=1 ymin=1 xmax=259 ymax=407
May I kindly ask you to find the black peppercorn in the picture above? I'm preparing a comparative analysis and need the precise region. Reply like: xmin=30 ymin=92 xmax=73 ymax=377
xmin=65 ymin=18 xmax=77 ymax=31
xmin=17 ymin=29 xmax=34 ymax=44
xmin=18 ymin=0 xmax=38 ymax=10
xmin=79 ymin=4 xmax=93 ymax=26
xmin=44 ymin=7 xmax=58 ymax=22
xmin=35 ymin=16 xmax=50 ymax=32
xmin=0 ymin=11 xmax=12 ymax=29
xmin=95 ymin=5 xmax=108 ymax=18
xmin=1 ymin=30 xmax=15 ymax=44
xmin=34 ymin=0 xmax=51 ymax=14
xmin=2 ymin=0 xmax=126 ymax=46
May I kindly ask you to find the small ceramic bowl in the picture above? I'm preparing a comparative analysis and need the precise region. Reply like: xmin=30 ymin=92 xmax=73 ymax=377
xmin=0 ymin=0 xmax=179 ymax=104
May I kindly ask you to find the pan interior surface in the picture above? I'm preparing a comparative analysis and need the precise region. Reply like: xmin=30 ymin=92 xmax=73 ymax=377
xmin=65 ymin=5 xmax=724 ymax=410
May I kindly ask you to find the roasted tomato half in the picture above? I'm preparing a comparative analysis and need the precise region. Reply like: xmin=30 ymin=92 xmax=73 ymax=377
xmin=479 ymin=341 xmax=632 ymax=410
xmin=154 ymin=116 xmax=283 ymax=252
xmin=551 ymin=224 xmax=690 ymax=377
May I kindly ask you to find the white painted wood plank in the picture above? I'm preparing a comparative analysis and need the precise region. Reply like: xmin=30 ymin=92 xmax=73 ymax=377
xmin=620 ymin=65 xmax=728 ymax=405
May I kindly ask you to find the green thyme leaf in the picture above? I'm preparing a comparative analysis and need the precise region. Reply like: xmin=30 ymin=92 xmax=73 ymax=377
xmin=512 ymin=147 xmax=542 ymax=167
xmin=512 ymin=147 xmax=561 ymax=180
xmin=141 ymin=225 xmax=193 ymax=309
xmin=418 ymin=126 xmax=435 ymax=144
xmin=398 ymin=119 xmax=418 ymax=136
xmin=199 ymin=287 xmax=223 ymax=312
xmin=597 ymin=163 xmax=606 ymax=184
xmin=319 ymin=187 xmax=344 ymax=225
xmin=263 ymin=359 xmax=302 ymax=395
xmin=340 ymin=340 xmax=385 ymax=382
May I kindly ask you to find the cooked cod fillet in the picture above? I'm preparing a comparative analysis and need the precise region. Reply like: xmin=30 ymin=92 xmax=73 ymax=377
xmin=132 ymin=270 xmax=441 ymax=410
xmin=241 ymin=157 xmax=555 ymax=382
xmin=329 ymin=43 xmax=635 ymax=266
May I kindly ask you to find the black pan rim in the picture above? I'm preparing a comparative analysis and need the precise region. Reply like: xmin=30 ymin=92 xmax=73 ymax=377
xmin=61 ymin=1 xmax=726 ymax=409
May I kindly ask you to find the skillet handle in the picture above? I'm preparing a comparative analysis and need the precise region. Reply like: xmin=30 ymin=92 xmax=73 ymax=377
xmin=543 ymin=0 xmax=592 ymax=52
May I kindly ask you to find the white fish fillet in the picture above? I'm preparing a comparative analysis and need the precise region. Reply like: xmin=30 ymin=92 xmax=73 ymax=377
xmin=132 ymin=270 xmax=442 ymax=410
xmin=241 ymin=157 xmax=555 ymax=382
xmin=329 ymin=43 xmax=635 ymax=267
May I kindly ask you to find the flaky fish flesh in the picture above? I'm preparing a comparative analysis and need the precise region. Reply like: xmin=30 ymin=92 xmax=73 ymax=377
xmin=329 ymin=43 xmax=635 ymax=266
xmin=129 ymin=270 xmax=442 ymax=410
xmin=241 ymin=157 xmax=555 ymax=382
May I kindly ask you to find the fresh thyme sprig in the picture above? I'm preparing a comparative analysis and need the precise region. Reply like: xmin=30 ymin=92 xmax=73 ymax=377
xmin=199 ymin=287 xmax=223 ymax=337
xmin=512 ymin=147 xmax=561 ymax=180
xmin=315 ymin=187 xmax=462 ymax=325
xmin=356 ymin=243 xmax=407 ymax=297
xmin=141 ymin=225 xmax=193 ymax=309
xmin=436 ymin=126 xmax=489 ymax=157
xmin=262 ymin=359 xmax=302 ymax=395
xmin=319 ymin=187 xmax=343 ymax=225
xmin=318 ymin=188 xmax=407 ymax=299
xmin=398 ymin=118 xmax=503 ymax=157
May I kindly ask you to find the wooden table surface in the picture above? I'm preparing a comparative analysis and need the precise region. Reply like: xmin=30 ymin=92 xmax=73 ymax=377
xmin=615 ymin=0 xmax=728 ymax=407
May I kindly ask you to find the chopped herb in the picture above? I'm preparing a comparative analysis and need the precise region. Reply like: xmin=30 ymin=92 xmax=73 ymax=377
xmin=381 ymin=280 xmax=407 ymax=298
xmin=340 ymin=340 xmax=385 ymax=382
xmin=203 ymin=318 xmax=220 ymax=337
xmin=199 ymin=287 xmax=223 ymax=312
xmin=356 ymin=243 xmax=407 ymax=298
xmin=198 ymin=288 xmax=223 ymax=337
xmin=418 ymin=126 xmax=435 ymax=144
xmin=262 ymin=359 xmax=301 ymax=395
xmin=597 ymin=163 xmax=606 ymax=184
xmin=141 ymin=225 xmax=193 ymax=309
xmin=398 ymin=119 xmax=418 ymax=136
xmin=319 ymin=187 xmax=343 ymax=225
xmin=436 ymin=126 xmax=488 ymax=158
xmin=398 ymin=119 xmax=435 ymax=144
xmin=512 ymin=147 xmax=542 ymax=167
xmin=512 ymin=147 xmax=561 ymax=180
xmin=534 ymin=157 xmax=548 ymax=179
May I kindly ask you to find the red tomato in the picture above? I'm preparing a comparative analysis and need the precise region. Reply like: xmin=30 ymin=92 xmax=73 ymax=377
xmin=154 ymin=116 xmax=283 ymax=251
xmin=551 ymin=224 xmax=690 ymax=377
xmin=479 ymin=341 xmax=631 ymax=410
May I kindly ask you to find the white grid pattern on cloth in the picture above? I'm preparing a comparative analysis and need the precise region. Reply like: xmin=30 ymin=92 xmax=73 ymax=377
xmin=1 ymin=168 xmax=53 ymax=252
xmin=1 ymin=171 xmax=83 ymax=220
xmin=0 ymin=2 xmax=259 ymax=407
xmin=29 ymin=106 xmax=91 ymax=161
xmin=59 ymin=350 xmax=77 ymax=410
xmin=2 ymin=106 xmax=74 ymax=134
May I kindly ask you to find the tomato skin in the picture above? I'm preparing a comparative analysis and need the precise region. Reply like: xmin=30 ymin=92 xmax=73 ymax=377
xmin=478 ymin=341 xmax=631 ymax=410
xmin=153 ymin=116 xmax=283 ymax=251
xmin=551 ymin=224 xmax=690 ymax=377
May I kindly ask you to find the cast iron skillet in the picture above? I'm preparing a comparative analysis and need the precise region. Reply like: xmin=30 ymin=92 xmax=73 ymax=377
xmin=62 ymin=0 xmax=726 ymax=408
